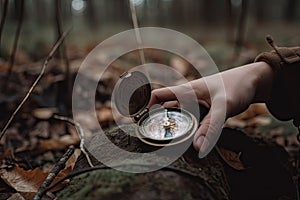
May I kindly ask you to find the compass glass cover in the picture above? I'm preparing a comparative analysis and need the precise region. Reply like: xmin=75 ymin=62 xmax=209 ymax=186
xmin=139 ymin=109 xmax=193 ymax=140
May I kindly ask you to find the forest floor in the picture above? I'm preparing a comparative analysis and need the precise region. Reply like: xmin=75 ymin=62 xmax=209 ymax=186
xmin=0 ymin=24 xmax=299 ymax=199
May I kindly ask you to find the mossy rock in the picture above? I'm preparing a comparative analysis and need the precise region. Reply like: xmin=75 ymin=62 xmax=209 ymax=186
xmin=57 ymin=126 xmax=296 ymax=200
xmin=57 ymin=125 xmax=230 ymax=200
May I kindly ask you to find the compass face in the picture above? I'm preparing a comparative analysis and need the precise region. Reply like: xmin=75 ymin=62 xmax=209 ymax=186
xmin=139 ymin=108 xmax=194 ymax=141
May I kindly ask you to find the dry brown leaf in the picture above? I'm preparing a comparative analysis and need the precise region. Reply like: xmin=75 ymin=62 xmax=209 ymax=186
xmin=49 ymin=121 xmax=67 ymax=137
xmin=29 ymin=121 xmax=50 ymax=138
xmin=216 ymin=146 xmax=246 ymax=170
xmin=0 ymin=166 xmax=65 ymax=197
xmin=246 ymin=116 xmax=271 ymax=127
xmin=225 ymin=118 xmax=247 ymax=128
xmin=38 ymin=135 xmax=80 ymax=151
xmin=97 ymin=106 xmax=113 ymax=122
xmin=251 ymin=103 xmax=269 ymax=115
xmin=0 ymin=150 xmax=79 ymax=199
xmin=233 ymin=103 xmax=269 ymax=121
xmin=59 ymin=148 xmax=81 ymax=177
xmin=0 ymin=167 xmax=47 ymax=194
xmin=7 ymin=193 xmax=25 ymax=200
xmin=234 ymin=108 xmax=256 ymax=120
xmin=32 ymin=108 xmax=58 ymax=120
xmin=0 ymin=148 xmax=14 ymax=161
xmin=65 ymin=149 xmax=81 ymax=170
xmin=275 ymin=136 xmax=286 ymax=147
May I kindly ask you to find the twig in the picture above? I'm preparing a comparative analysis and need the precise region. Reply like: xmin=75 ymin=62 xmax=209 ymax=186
xmin=0 ymin=28 xmax=71 ymax=141
xmin=0 ymin=0 xmax=9 ymax=56
xmin=5 ymin=0 xmax=24 ymax=80
xmin=129 ymin=0 xmax=146 ymax=66
xmin=33 ymin=145 xmax=75 ymax=200
xmin=53 ymin=114 xmax=95 ymax=168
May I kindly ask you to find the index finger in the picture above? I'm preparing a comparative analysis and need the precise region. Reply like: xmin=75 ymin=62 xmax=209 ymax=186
xmin=148 ymin=86 xmax=178 ymax=108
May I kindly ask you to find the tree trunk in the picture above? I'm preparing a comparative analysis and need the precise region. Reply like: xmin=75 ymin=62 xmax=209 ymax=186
xmin=284 ymin=0 xmax=297 ymax=22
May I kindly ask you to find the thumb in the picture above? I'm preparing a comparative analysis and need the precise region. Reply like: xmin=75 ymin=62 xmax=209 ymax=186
xmin=193 ymin=106 xmax=225 ymax=158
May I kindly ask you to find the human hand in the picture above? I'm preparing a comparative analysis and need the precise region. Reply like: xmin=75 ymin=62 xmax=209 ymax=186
xmin=148 ymin=62 xmax=274 ymax=158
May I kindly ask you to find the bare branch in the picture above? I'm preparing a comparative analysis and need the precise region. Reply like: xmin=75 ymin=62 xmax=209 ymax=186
xmin=0 ymin=28 xmax=71 ymax=141
xmin=129 ymin=0 xmax=146 ymax=66
xmin=0 ymin=0 xmax=9 ymax=55
xmin=33 ymin=145 xmax=75 ymax=200
xmin=53 ymin=114 xmax=95 ymax=168
xmin=6 ymin=0 xmax=25 ymax=80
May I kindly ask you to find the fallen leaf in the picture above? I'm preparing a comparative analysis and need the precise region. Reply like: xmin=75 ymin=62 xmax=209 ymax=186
xmin=49 ymin=121 xmax=67 ymax=136
xmin=251 ymin=103 xmax=269 ymax=115
xmin=29 ymin=121 xmax=50 ymax=138
xmin=7 ymin=193 xmax=25 ymax=200
xmin=59 ymin=148 xmax=81 ymax=177
xmin=275 ymin=136 xmax=286 ymax=147
xmin=234 ymin=108 xmax=256 ymax=120
xmin=225 ymin=118 xmax=247 ymax=128
xmin=0 ymin=167 xmax=46 ymax=193
xmin=65 ymin=149 xmax=81 ymax=169
xmin=97 ymin=106 xmax=113 ymax=122
xmin=246 ymin=116 xmax=271 ymax=127
xmin=233 ymin=103 xmax=269 ymax=121
xmin=32 ymin=108 xmax=58 ymax=120
xmin=0 ymin=148 xmax=80 ymax=199
xmin=216 ymin=146 xmax=246 ymax=170
xmin=0 ymin=148 xmax=14 ymax=161
xmin=0 ymin=166 xmax=67 ymax=198
xmin=38 ymin=135 xmax=80 ymax=151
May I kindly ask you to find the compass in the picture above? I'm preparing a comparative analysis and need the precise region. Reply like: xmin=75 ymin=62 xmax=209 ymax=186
xmin=113 ymin=71 xmax=205 ymax=147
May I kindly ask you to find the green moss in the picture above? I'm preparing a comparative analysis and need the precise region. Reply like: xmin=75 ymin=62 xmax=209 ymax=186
xmin=58 ymin=169 xmax=135 ymax=200
xmin=183 ymin=193 xmax=193 ymax=200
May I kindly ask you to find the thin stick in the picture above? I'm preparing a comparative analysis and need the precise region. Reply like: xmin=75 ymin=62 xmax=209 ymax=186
xmin=6 ymin=0 xmax=25 ymax=80
xmin=0 ymin=28 xmax=71 ymax=141
xmin=129 ymin=0 xmax=146 ymax=66
xmin=53 ymin=115 xmax=94 ymax=168
xmin=33 ymin=145 xmax=75 ymax=200
xmin=0 ymin=0 xmax=9 ymax=55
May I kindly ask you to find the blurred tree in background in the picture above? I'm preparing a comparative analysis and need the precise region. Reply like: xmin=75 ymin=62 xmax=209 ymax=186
xmin=0 ymin=0 xmax=299 ymax=66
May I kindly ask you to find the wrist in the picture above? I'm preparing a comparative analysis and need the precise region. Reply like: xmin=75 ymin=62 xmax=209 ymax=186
xmin=252 ymin=61 xmax=275 ymax=103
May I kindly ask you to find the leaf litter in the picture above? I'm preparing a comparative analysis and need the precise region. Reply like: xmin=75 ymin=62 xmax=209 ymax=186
xmin=0 ymin=43 xmax=299 ymax=199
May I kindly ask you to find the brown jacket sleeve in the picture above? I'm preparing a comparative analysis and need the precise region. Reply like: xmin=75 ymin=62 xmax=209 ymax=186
xmin=254 ymin=36 xmax=300 ymax=128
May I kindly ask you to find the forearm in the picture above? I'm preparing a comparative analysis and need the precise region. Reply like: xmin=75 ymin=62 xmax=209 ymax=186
xmin=252 ymin=61 xmax=275 ymax=103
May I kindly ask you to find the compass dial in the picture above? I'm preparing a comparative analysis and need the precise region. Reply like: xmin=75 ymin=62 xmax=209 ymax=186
xmin=139 ymin=109 xmax=193 ymax=140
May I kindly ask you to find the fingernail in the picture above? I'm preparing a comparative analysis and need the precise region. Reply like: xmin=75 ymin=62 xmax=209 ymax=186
xmin=198 ymin=139 xmax=209 ymax=158
xmin=196 ymin=136 xmax=204 ymax=149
